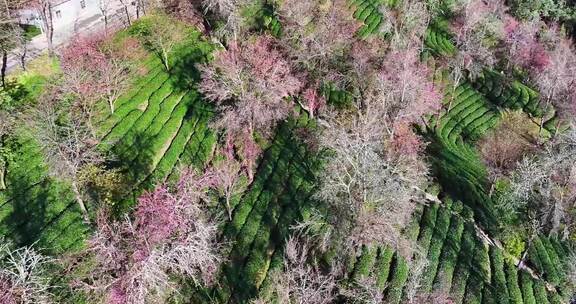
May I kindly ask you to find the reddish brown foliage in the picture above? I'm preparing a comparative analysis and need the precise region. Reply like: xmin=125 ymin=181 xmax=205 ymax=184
xmin=478 ymin=111 xmax=538 ymax=177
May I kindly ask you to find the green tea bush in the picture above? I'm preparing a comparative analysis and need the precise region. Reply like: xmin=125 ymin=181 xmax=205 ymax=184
xmin=540 ymin=237 xmax=563 ymax=281
xmin=233 ymin=191 xmax=274 ymax=257
xmin=547 ymin=291 xmax=563 ymax=304
xmin=242 ymin=199 xmax=282 ymax=291
xmin=533 ymin=280 xmax=550 ymax=304
xmin=520 ymin=271 xmax=536 ymax=304
xmin=532 ymin=237 xmax=560 ymax=285
xmin=416 ymin=203 xmax=440 ymax=256
xmin=375 ymin=246 xmax=395 ymax=290
xmin=385 ymin=253 xmax=409 ymax=304
xmin=352 ymin=245 xmax=378 ymax=281
xmin=483 ymin=286 xmax=497 ymax=304
xmin=420 ymin=200 xmax=452 ymax=292
xmin=349 ymin=0 xmax=383 ymax=38
xmin=145 ymin=115 xmax=199 ymax=184
xmin=463 ymin=275 xmax=484 ymax=304
xmin=450 ymin=225 xmax=477 ymax=303
xmin=433 ymin=201 xmax=464 ymax=290
xmin=102 ymin=71 xmax=170 ymax=138
xmin=489 ymin=247 xmax=510 ymax=304
xmin=424 ymin=22 xmax=456 ymax=56
xmin=113 ymin=84 xmax=176 ymax=158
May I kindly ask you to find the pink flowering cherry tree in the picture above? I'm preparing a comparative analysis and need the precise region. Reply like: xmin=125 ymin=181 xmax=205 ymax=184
xmin=199 ymin=35 xmax=303 ymax=136
xmin=78 ymin=169 xmax=224 ymax=304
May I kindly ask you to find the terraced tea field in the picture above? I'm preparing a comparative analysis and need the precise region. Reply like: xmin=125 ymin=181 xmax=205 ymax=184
xmin=0 ymin=133 xmax=89 ymax=253
xmin=0 ymin=30 xmax=215 ymax=252
xmin=344 ymin=200 xmax=567 ymax=304
xmin=98 ymin=31 xmax=216 ymax=192
xmin=424 ymin=20 xmax=457 ymax=57
xmin=426 ymin=79 xmax=501 ymax=234
xmin=213 ymin=113 xmax=323 ymax=303
xmin=348 ymin=0 xmax=387 ymax=38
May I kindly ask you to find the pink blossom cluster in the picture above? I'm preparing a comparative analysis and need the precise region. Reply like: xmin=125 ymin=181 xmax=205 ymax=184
xmin=83 ymin=170 xmax=221 ymax=304
xmin=199 ymin=35 xmax=303 ymax=135
xmin=380 ymin=49 xmax=443 ymax=124
xmin=60 ymin=34 xmax=110 ymax=98
xmin=389 ymin=122 xmax=426 ymax=159
xmin=302 ymin=85 xmax=326 ymax=118
xmin=0 ymin=277 xmax=17 ymax=304
xmin=504 ymin=17 xmax=550 ymax=72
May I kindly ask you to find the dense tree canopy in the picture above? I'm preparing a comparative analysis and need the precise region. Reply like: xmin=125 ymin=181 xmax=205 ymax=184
xmin=0 ymin=0 xmax=575 ymax=303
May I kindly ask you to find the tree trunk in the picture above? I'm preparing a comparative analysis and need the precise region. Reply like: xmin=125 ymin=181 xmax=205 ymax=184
xmin=0 ymin=159 xmax=6 ymax=191
xmin=108 ymin=97 xmax=115 ymax=114
xmin=139 ymin=0 xmax=146 ymax=16
xmin=71 ymin=180 xmax=90 ymax=223
xmin=19 ymin=40 xmax=27 ymax=71
xmin=1 ymin=50 xmax=7 ymax=88
xmin=124 ymin=5 xmax=131 ymax=26
xmin=225 ymin=195 xmax=232 ymax=221
xmin=40 ymin=3 xmax=55 ymax=56
xmin=162 ymin=48 xmax=169 ymax=71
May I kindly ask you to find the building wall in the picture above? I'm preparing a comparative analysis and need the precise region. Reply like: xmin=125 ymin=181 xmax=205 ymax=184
xmin=18 ymin=0 xmax=101 ymax=33
xmin=51 ymin=0 xmax=100 ymax=31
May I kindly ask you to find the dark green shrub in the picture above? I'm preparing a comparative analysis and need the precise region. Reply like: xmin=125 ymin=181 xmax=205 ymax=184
xmin=533 ymin=280 xmax=550 ymax=304
xmin=352 ymin=245 xmax=378 ymax=281
xmin=520 ymin=271 xmax=536 ymax=304
xmin=375 ymin=246 xmax=395 ymax=290
xmin=385 ymin=253 xmax=409 ymax=304
xmin=505 ymin=261 xmax=523 ymax=304
xmin=420 ymin=200 xmax=452 ymax=292
xmin=489 ymin=247 xmax=510 ymax=304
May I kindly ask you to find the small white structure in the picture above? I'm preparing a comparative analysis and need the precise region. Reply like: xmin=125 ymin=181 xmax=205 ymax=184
xmin=18 ymin=0 xmax=123 ymax=42
xmin=20 ymin=0 xmax=100 ymax=31
xmin=50 ymin=0 xmax=101 ymax=32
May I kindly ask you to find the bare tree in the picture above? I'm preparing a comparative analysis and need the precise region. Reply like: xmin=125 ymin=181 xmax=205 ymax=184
xmin=532 ymin=30 xmax=576 ymax=134
xmin=450 ymin=0 xmax=503 ymax=79
xmin=201 ymin=0 xmax=244 ymax=38
xmin=411 ymin=290 xmax=456 ymax=304
xmin=403 ymin=250 xmax=429 ymax=303
xmin=135 ymin=15 xmax=185 ymax=71
xmin=0 ymin=111 xmax=14 ymax=191
xmin=118 ymin=0 xmax=132 ymax=26
xmin=29 ymin=0 xmax=55 ymax=56
xmin=316 ymin=103 xmax=428 ymax=253
xmin=211 ymin=146 xmax=243 ymax=220
xmin=565 ymin=247 xmax=576 ymax=290
xmin=0 ymin=240 xmax=53 ymax=304
xmin=28 ymin=89 xmax=103 ymax=222
xmin=253 ymin=236 xmax=339 ymax=304
xmin=388 ymin=0 xmax=431 ymax=48
xmin=0 ymin=0 xmax=21 ymax=87
xmin=478 ymin=110 xmax=539 ymax=179
xmin=198 ymin=35 xmax=302 ymax=136
xmin=278 ymin=0 xmax=361 ymax=85
xmin=499 ymin=126 xmax=576 ymax=237
xmin=314 ymin=53 xmax=436 ymax=253
xmin=98 ymin=0 xmax=111 ymax=31
xmin=60 ymin=33 xmax=130 ymax=117
xmin=74 ymin=169 xmax=224 ymax=303
xmin=161 ymin=0 xmax=205 ymax=31
xmin=339 ymin=276 xmax=384 ymax=304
